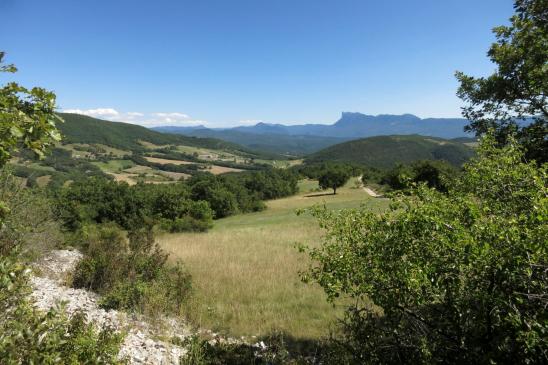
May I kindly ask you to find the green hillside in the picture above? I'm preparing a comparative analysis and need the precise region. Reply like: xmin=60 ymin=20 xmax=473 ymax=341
xmin=306 ymin=135 xmax=475 ymax=169
xmin=57 ymin=113 xmax=261 ymax=156
xmin=10 ymin=113 xmax=290 ymax=188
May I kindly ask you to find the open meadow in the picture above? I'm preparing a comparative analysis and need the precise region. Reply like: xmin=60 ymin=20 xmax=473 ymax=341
xmin=158 ymin=177 xmax=389 ymax=339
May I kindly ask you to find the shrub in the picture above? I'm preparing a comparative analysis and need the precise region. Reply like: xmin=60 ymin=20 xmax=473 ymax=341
xmin=380 ymin=160 xmax=457 ymax=192
xmin=0 ymin=167 xmax=63 ymax=258
xmin=72 ymin=224 xmax=192 ymax=316
xmin=179 ymin=334 xmax=308 ymax=365
xmin=55 ymin=178 xmax=215 ymax=232
xmin=0 ymin=252 xmax=124 ymax=364
xmin=302 ymin=136 xmax=548 ymax=364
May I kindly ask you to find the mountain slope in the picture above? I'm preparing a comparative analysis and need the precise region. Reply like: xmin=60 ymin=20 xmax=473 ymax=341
xmin=154 ymin=126 xmax=349 ymax=155
xmin=154 ymin=112 xmax=473 ymax=156
xmin=306 ymin=135 xmax=475 ymax=169
xmin=57 ymin=113 xmax=259 ymax=155
xmin=225 ymin=112 xmax=472 ymax=139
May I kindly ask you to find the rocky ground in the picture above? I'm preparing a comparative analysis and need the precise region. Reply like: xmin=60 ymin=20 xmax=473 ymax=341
xmin=30 ymin=249 xmax=190 ymax=364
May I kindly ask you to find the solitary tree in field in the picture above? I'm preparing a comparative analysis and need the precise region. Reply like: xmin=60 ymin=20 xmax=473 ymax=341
xmin=456 ymin=0 xmax=547 ymax=163
xmin=318 ymin=168 xmax=350 ymax=194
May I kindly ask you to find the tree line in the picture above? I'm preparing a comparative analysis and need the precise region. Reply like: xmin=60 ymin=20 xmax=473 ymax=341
xmin=54 ymin=167 xmax=299 ymax=233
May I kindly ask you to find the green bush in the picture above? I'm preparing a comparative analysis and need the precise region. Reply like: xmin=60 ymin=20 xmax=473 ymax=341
xmin=179 ymin=334 xmax=308 ymax=365
xmin=0 ymin=167 xmax=63 ymax=258
xmin=160 ymin=215 xmax=212 ymax=233
xmin=55 ymin=178 xmax=215 ymax=232
xmin=72 ymin=224 xmax=192 ymax=316
xmin=380 ymin=159 xmax=458 ymax=192
xmin=302 ymin=136 xmax=548 ymax=364
xmin=0 ymin=252 xmax=124 ymax=364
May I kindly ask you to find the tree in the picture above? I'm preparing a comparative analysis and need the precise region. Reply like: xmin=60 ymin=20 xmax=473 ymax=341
xmin=0 ymin=52 xmax=61 ymax=167
xmin=456 ymin=0 xmax=547 ymax=163
xmin=302 ymin=136 xmax=547 ymax=364
xmin=381 ymin=160 xmax=457 ymax=193
xmin=318 ymin=168 xmax=351 ymax=194
xmin=0 ymin=52 xmax=124 ymax=363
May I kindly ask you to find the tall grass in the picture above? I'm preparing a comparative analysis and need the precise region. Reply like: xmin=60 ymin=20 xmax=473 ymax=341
xmin=158 ymin=178 xmax=389 ymax=339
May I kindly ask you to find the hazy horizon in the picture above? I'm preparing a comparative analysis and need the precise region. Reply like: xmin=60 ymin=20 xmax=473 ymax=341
xmin=59 ymin=110 xmax=473 ymax=130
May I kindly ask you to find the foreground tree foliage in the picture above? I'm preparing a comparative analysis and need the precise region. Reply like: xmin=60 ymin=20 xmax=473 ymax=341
xmin=302 ymin=136 xmax=547 ymax=364
xmin=0 ymin=52 xmax=123 ymax=363
xmin=456 ymin=0 xmax=547 ymax=163
xmin=0 ymin=52 xmax=61 ymax=167
xmin=0 ymin=257 xmax=123 ymax=364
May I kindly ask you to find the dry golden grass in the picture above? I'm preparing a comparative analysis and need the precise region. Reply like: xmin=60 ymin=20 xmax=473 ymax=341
xmin=144 ymin=156 xmax=194 ymax=165
xmin=206 ymin=165 xmax=243 ymax=175
xmin=158 ymin=178 xmax=389 ymax=339
xmin=158 ymin=171 xmax=190 ymax=181
xmin=108 ymin=172 xmax=137 ymax=185
xmin=36 ymin=175 xmax=52 ymax=187
xmin=146 ymin=155 xmax=243 ymax=175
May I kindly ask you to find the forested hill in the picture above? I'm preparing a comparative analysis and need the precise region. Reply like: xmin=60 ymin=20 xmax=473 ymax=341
xmin=154 ymin=126 xmax=349 ymax=156
xmin=306 ymin=135 xmax=475 ymax=169
xmin=57 ymin=113 xmax=259 ymax=156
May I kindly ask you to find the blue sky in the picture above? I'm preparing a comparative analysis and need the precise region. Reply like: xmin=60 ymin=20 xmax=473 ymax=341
xmin=1 ymin=0 xmax=514 ymax=127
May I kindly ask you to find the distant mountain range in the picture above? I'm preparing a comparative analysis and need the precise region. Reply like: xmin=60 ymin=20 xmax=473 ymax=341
xmin=57 ymin=113 xmax=271 ymax=158
xmin=154 ymin=112 xmax=473 ymax=155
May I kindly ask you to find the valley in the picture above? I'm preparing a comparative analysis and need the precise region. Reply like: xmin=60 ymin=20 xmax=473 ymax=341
xmin=10 ymin=113 xmax=292 ymax=187
xmin=2 ymin=1 xmax=545 ymax=363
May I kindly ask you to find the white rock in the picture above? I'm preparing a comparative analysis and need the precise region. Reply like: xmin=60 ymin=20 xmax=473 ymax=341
xmin=30 ymin=250 xmax=191 ymax=365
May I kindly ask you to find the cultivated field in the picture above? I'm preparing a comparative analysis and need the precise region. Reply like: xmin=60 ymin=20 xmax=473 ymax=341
xmin=204 ymin=164 xmax=243 ymax=174
xmin=158 ymin=178 xmax=389 ymax=339
xmin=144 ymin=156 xmax=194 ymax=165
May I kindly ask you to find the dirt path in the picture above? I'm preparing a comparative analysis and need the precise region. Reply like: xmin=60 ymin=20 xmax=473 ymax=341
xmin=363 ymin=186 xmax=381 ymax=197
xmin=358 ymin=176 xmax=382 ymax=197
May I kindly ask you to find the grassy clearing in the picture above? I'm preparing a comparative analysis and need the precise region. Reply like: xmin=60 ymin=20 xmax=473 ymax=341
xmin=108 ymin=173 xmax=138 ymax=185
xmin=123 ymin=165 xmax=153 ymax=174
xmin=36 ymin=175 xmax=52 ymax=187
xmin=144 ymin=156 xmax=194 ymax=165
xmin=158 ymin=171 xmax=190 ymax=181
xmin=138 ymin=140 xmax=170 ymax=149
xmin=59 ymin=143 xmax=130 ymax=157
xmin=24 ymin=162 xmax=57 ymax=172
xmin=92 ymin=159 xmax=135 ymax=173
xmin=256 ymin=159 xmax=303 ymax=168
xmin=204 ymin=165 xmax=243 ymax=175
xmin=175 ymin=145 xmax=245 ymax=162
xmin=158 ymin=178 xmax=389 ymax=339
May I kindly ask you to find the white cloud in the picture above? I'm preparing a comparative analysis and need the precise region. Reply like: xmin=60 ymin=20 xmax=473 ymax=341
xmin=62 ymin=108 xmax=207 ymax=128
xmin=152 ymin=112 xmax=190 ymax=119
xmin=63 ymin=108 xmax=119 ymax=117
